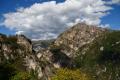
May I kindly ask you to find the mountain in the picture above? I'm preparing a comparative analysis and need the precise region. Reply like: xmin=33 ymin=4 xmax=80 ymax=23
xmin=54 ymin=23 xmax=108 ymax=57
xmin=37 ymin=23 xmax=120 ymax=80
xmin=0 ymin=23 xmax=120 ymax=80
xmin=32 ymin=39 xmax=55 ymax=52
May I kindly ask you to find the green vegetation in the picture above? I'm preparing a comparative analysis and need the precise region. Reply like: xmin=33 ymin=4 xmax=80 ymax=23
xmin=74 ymin=31 xmax=120 ymax=80
xmin=11 ymin=72 xmax=31 ymax=80
xmin=0 ymin=64 xmax=15 ymax=80
xmin=0 ymin=62 xmax=37 ymax=80
xmin=0 ymin=58 xmax=26 ymax=80
xmin=51 ymin=68 xmax=94 ymax=80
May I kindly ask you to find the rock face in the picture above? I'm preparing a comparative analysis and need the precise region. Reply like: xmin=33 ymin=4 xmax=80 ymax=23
xmin=54 ymin=23 xmax=107 ymax=57
xmin=0 ymin=34 xmax=42 ymax=80
xmin=0 ymin=35 xmax=32 ymax=61
xmin=17 ymin=35 xmax=32 ymax=52
xmin=0 ymin=34 xmax=55 ymax=80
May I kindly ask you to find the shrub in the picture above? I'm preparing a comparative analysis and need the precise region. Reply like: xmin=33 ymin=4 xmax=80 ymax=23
xmin=11 ymin=72 xmax=31 ymax=80
xmin=51 ymin=68 xmax=94 ymax=80
xmin=0 ymin=64 xmax=15 ymax=80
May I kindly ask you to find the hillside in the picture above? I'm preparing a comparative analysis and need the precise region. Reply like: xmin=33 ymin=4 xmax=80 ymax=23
xmin=0 ymin=34 xmax=42 ymax=80
xmin=0 ymin=23 xmax=120 ymax=80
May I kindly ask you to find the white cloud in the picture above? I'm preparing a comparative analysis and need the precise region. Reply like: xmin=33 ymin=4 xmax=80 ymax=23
xmin=15 ymin=31 xmax=24 ymax=35
xmin=2 ymin=0 xmax=112 ymax=40
xmin=99 ymin=24 xmax=110 ymax=28
xmin=107 ymin=0 xmax=120 ymax=5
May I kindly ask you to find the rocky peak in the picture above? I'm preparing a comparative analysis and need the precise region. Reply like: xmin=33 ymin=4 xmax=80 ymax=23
xmin=16 ymin=35 xmax=32 ymax=52
xmin=16 ymin=35 xmax=31 ymax=44
xmin=54 ymin=23 xmax=107 ymax=57
xmin=0 ymin=34 xmax=32 ymax=61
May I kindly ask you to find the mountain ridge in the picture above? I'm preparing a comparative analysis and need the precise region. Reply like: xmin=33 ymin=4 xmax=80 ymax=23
xmin=0 ymin=23 xmax=120 ymax=80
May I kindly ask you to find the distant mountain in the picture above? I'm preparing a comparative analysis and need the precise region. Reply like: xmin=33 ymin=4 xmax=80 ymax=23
xmin=32 ymin=39 xmax=55 ymax=52
xmin=0 ymin=23 xmax=120 ymax=80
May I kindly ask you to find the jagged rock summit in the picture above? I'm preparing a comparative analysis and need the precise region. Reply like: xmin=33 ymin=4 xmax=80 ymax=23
xmin=54 ymin=23 xmax=108 ymax=57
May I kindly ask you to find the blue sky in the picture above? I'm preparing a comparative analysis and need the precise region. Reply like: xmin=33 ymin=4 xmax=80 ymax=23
xmin=101 ymin=4 xmax=120 ymax=29
xmin=0 ymin=0 xmax=120 ymax=39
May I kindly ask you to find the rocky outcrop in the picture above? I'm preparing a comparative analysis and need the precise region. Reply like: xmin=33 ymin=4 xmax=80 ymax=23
xmin=54 ymin=23 xmax=107 ymax=57
xmin=0 ymin=34 xmax=42 ymax=79
xmin=0 ymin=35 xmax=32 ymax=61
xmin=16 ymin=35 xmax=32 ymax=52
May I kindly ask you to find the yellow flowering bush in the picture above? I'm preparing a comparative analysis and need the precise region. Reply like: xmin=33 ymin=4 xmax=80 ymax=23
xmin=51 ymin=68 xmax=94 ymax=80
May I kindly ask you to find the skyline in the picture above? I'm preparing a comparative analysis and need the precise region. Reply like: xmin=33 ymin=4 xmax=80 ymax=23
xmin=0 ymin=0 xmax=120 ymax=39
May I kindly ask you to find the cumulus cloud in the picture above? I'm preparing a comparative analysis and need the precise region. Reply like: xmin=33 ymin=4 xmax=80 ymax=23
xmin=2 ymin=0 xmax=112 ymax=40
